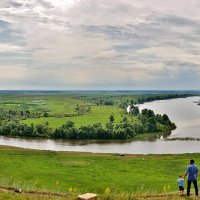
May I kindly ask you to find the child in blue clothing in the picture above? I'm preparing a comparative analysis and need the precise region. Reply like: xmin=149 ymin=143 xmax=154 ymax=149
xmin=177 ymin=174 xmax=184 ymax=196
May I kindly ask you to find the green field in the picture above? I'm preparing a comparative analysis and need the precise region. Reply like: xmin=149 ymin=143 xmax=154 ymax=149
xmin=0 ymin=93 xmax=128 ymax=128
xmin=22 ymin=105 xmax=125 ymax=128
xmin=0 ymin=94 xmax=85 ymax=114
xmin=0 ymin=145 xmax=200 ymax=200
xmin=0 ymin=92 xmax=190 ymax=129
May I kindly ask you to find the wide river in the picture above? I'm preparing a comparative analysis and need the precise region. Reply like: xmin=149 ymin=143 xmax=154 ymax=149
xmin=0 ymin=96 xmax=200 ymax=154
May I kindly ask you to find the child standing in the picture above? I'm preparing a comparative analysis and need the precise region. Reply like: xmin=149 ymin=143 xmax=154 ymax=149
xmin=177 ymin=174 xmax=184 ymax=196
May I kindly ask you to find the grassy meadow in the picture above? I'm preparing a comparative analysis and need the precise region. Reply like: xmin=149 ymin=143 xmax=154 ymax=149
xmin=0 ymin=145 xmax=200 ymax=199
xmin=22 ymin=105 xmax=125 ymax=128
xmin=0 ymin=93 xmax=131 ymax=128
xmin=0 ymin=94 xmax=83 ymax=114
xmin=0 ymin=92 xmax=184 ymax=130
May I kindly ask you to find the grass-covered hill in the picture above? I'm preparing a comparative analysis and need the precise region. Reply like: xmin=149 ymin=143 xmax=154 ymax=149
xmin=0 ymin=145 xmax=200 ymax=200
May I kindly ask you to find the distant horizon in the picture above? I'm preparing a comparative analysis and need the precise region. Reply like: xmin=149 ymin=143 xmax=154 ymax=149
xmin=0 ymin=89 xmax=200 ymax=92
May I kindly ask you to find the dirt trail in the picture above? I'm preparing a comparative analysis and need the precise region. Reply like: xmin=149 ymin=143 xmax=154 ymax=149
xmin=0 ymin=186 xmax=69 ymax=198
xmin=0 ymin=186 xmax=197 ymax=199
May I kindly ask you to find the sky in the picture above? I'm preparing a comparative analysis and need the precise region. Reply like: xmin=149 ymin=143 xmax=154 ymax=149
xmin=0 ymin=0 xmax=200 ymax=90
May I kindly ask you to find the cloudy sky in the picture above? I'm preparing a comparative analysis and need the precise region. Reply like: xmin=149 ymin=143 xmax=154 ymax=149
xmin=0 ymin=0 xmax=200 ymax=90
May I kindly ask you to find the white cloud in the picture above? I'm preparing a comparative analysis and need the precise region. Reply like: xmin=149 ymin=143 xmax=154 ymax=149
xmin=0 ymin=43 xmax=25 ymax=52
xmin=0 ymin=0 xmax=200 ymax=89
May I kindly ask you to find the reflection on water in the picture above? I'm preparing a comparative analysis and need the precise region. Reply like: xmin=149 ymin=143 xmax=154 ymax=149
xmin=0 ymin=96 xmax=200 ymax=154
xmin=1 ymin=135 xmax=200 ymax=154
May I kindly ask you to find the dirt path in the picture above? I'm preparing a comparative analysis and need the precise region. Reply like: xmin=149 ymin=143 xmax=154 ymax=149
xmin=0 ymin=186 xmax=69 ymax=198
xmin=0 ymin=186 xmax=197 ymax=199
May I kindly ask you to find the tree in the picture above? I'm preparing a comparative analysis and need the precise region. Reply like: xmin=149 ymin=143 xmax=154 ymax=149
xmin=141 ymin=109 xmax=148 ymax=116
xmin=26 ymin=110 xmax=30 ymax=117
xmin=131 ymin=100 xmax=134 ymax=105
xmin=130 ymin=105 xmax=139 ymax=115
xmin=141 ymin=109 xmax=155 ymax=117
xmin=43 ymin=112 xmax=49 ymax=117
xmin=45 ymin=121 xmax=49 ymax=126
xmin=64 ymin=121 xmax=75 ymax=128
xmin=122 ymin=116 xmax=128 ymax=123
xmin=109 ymin=115 xmax=115 ymax=123
xmin=162 ymin=114 xmax=171 ymax=125
xmin=106 ymin=122 xmax=114 ymax=131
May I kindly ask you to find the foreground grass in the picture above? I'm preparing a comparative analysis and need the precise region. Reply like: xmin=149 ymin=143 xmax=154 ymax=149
xmin=0 ymin=145 xmax=200 ymax=198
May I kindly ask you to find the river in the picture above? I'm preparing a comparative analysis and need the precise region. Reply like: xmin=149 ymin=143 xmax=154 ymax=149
xmin=0 ymin=96 xmax=200 ymax=154
xmin=138 ymin=96 xmax=200 ymax=138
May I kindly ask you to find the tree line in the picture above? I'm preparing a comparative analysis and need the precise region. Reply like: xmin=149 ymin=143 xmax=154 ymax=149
xmin=137 ymin=93 xmax=193 ymax=104
xmin=0 ymin=107 xmax=176 ymax=140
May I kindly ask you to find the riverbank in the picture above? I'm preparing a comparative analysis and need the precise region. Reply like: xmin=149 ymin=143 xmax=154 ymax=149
xmin=0 ymin=145 xmax=199 ymax=199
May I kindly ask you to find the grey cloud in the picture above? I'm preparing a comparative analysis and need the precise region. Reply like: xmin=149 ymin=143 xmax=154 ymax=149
xmin=81 ymin=13 xmax=200 ymax=47
xmin=7 ymin=1 xmax=23 ymax=8
xmin=37 ymin=0 xmax=55 ymax=9
xmin=155 ymin=15 xmax=199 ymax=27
xmin=0 ymin=0 xmax=200 ymax=89
xmin=8 ymin=0 xmax=54 ymax=9
xmin=165 ymin=60 xmax=200 ymax=70
xmin=112 ymin=44 xmax=146 ymax=52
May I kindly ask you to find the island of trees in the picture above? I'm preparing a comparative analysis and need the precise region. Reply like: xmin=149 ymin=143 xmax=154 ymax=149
xmin=0 ymin=105 xmax=175 ymax=140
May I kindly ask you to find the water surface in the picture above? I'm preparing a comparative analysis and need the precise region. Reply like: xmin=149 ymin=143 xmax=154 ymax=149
xmin=139 ymin=96 xmax=200 ymax=138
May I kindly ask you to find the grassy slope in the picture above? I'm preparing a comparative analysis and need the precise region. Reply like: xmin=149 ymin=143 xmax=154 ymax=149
xmin=0 ymin=146 xmax=199 ymax=197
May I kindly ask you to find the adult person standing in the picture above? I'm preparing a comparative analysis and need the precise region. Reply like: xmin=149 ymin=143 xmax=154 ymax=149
xmin=184 ymin=159 xmax=198 ymax=197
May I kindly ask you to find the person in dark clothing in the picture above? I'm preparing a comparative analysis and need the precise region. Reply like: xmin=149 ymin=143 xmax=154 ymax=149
xmin=184 ymin=159 xmax=198 ymax=197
